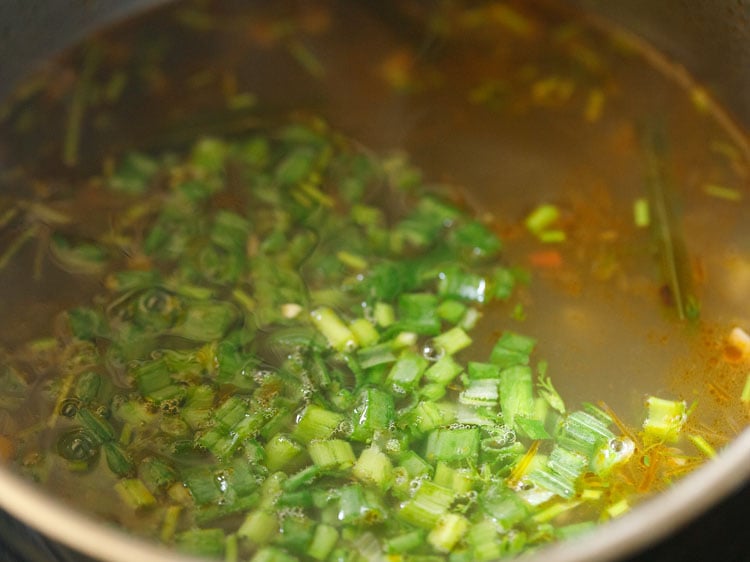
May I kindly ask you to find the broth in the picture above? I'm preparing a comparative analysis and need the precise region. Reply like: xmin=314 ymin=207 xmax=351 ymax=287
xmin=0 ymin=0 xmax=749 ymax=560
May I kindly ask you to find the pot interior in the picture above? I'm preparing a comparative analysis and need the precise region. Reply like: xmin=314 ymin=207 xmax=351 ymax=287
xmin=0 ymin=1 xmax=749 ymax=561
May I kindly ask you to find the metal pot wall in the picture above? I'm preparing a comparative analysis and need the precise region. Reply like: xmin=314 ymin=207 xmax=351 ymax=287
xmin=1 ymin=1 xmax=749 ymax=561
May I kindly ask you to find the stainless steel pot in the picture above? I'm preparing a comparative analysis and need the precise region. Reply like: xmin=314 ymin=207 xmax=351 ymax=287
xmin=1 ymin=1 xmax=749 ymax=561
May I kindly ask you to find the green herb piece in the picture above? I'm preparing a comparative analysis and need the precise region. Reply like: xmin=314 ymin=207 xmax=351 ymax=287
xmin=171 ymin=301 xmax=238 ymax=342
xmin=641 ymin=123 xmax=698 ymax=321
xmin=432 ymin=463 xmax=471 ymax=494
xmin=0 ymin=366 xmax=30 ymax=410
xmin=114 ymin=478 xmax=156 ymax=509
xmin=77 ymin=408 xmax=115 ymax=444
xmin=438 ymin=266 xmax=489 ymax=303
xmin=515 ymin=417 xmax=551 ymax=440
xmin=537 ymin=368 xmax=566 ymax=415
xmin=702 ymin=183 xmax=742 ymax=202
xmin=490 ymin=332 xmax=536 ymax=368
xmin=384 ymin=529 xmax=425 ymax=554
xmin=276 ymin=514 xmax=315 ymax=555
xmin=373 ymin=302 xmax=396 ymax=327
xmin=425 ymin=355 xmax=463 ymax=386
xmin=308 ymin=524 xmax=339 ymax=561
xmin=532 ymin=500 xmax=581 ymax=523
xmin=688 ymin=434 xmax=717 ymax=458
xmin=183 ymin=467 xmax=223 ymax=506
xmin=352 ymin=446 xmax=393 ymax=490
xmin=467 ymin=362 xmax=501 ymax=380
xmin=467 ymin=519 xmax=502 ymax=561
xmin=397 ymin=293 xmax=442 ymax=335
xmin=350 ymin=387 xmax=395 ymax=442
xmin=642 ymin=396 xmax=687 ymax=443
xmin=67 ymin=307 xmax=106 ymax=341
xmin=387 ymin=350 xmax=429 ymax=392
xmin=63 ymin=45 xmax=100 ymax=168
xmin=238 ymin=510 xmax=278 ymax=546
xmin=525 ymin=204 xmax=561 ymax=239
xmin=139 ymin=457 xmax=178 ymax=492
xmin=337 ymin=484 xmax=386 ymax=525
xmin=308 ymin=439 xmax=356 ymax=470
xmin=394 ymin=196 xmax=459 ymax=248
xmin=479 ymin=484 xmax=529 ymax=528
xmin=399 ymin=481 xmax=455 ymax=529
xmin=293 ymin=405 xmax=344 ymax=444
xmin=355 ymin=343 xmax=397 ymax=370
xmin=104 ymin=442 xmax=134 ymax=476
xmin=741 ymin=374 xmax=750 ymax=404
xmin=432 ymin=327 xmax=472 ymax=356
xmin=492 ymin=267 xmax=517 ymax=301
xmin=428 ymin=513 xmax=469 ymax=553
xmin=74 ymin=372 xmax=101 ymax=404
xmin=282 ymin=465 xmax=321 ymax=494
xmin=498 ymin=366 xmax=535 ymax=431
xmin=250 ymin=547 xmax=297 ymax=562
xmin=425 ymin=427 xmax=480 ymax=464
xmin=349 ymin=318 xmax=379 ymax=347
xmin=606 ymin=499 xmax=630 ymax=518
xmin=633 ymin=197 xmax=650 ymax=228
xmin=459 ymin=379 xmax=499 ymax=406
xmin=49 ymin=235 xmax=109 ymax=275
xmin=437 ymin=300 xmax=468 ymax=324
xmin=176 ymin=528 xmax=226 ymax=558
xmin=557 ymin=410 xmax=614 ymax=458
xmin=548 ymin=445 xmax=588 ymax=482
xmin=592 ymin=437 xmax=635 ymax=475
xmin=538 ymin=229 xmax=566 ymax=243
xmin=114 ymin=399 xmax=154 ymax=426
xmin=451 ymin=220 xmax=502 ymax=259
xmin=264 ymin=434 xmax=304 ymax=472
xmin=403 ymin=400 xmax=457 ymax=435
xmin=310 ymin=307 xmax=357 ymax=352
xmin=109 ymin=152 xmax=160 ymax=194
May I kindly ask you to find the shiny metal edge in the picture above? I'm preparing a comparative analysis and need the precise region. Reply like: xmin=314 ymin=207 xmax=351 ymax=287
xmin=0 ymin=465 xmax=202 ymax=562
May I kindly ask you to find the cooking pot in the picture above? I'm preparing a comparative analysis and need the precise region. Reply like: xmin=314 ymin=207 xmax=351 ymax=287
xmin=1 ymin=1 xmax=750 ymax=561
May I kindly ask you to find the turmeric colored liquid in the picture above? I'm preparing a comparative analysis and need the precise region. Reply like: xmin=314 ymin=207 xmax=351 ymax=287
xmin=0 ymin=0 xmax=748 ymax=552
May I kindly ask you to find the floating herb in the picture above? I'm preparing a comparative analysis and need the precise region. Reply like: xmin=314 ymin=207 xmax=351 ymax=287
xmin=0 ymin=121 xmax=710 ymax=561
xmin=641 ymin=122 xmax=699 ymax=321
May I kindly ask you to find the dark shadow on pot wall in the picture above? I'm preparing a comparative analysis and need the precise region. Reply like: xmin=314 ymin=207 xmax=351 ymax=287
xmin=0 ymin=0 xmax=172 ymax=101
xmin=565 ymin=0 xmax=750 ymax=131
xmin=3 ymin=0 xmax=750 ymax=131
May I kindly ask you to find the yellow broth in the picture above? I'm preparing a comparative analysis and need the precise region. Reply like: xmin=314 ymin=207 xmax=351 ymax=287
xmin=0 ymin=0 xmax=748 ymax=557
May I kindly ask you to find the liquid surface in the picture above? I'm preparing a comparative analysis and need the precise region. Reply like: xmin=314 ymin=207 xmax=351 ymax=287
xmin=0 ymin=0 xmax=749 ymax=559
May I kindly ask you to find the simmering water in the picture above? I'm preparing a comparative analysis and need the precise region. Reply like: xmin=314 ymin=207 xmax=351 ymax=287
xmin=0 ymin=0 xmax=749 ymax=556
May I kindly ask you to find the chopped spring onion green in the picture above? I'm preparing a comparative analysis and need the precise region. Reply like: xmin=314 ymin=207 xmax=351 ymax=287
xmin=2 ymin=120 xmax=706 ymax=561
xmin=742 ymin=373 xmax=750 ymax=404
xmin=633 ymin=197 xmax=651 ymax=228
xmin=428 ymin=512 xmax=470 ymax=552
xmin=688 ymin=434 xmax=717 ymax=458
xmin=642 ymin=396 xmax=687 ymax=443
xmin=115 ymin=478 xmax=157 ymax=509
xmin=702 ymin=183 xmax=742 ymax=202
xmin=524 ymin=203 xmax=564 ymax=242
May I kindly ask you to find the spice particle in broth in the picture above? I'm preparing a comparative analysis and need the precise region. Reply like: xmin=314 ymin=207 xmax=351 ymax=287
xmin=0 ymin=0 xmax=749 ymax=560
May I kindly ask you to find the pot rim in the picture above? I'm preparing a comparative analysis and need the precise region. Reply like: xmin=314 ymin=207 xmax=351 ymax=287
xmin=1 ymin=426 xmax=749 ymax=562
